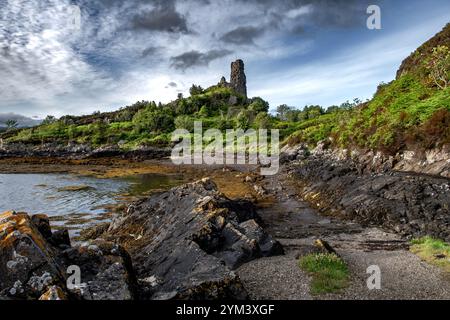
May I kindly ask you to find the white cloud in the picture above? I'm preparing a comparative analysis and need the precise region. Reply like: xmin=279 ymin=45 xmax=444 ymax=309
xmin=286 ymin=5 xmax=313 ymax=19
xmin=251 ymin=16 xmax=450 ymax=109
xmin=0 ymin=0 xmax=449 ymax=119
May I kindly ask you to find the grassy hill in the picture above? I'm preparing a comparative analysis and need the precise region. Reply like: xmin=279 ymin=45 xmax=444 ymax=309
xmin=3 ymin=24 xmax=449 ymax=155
xmin=286 ymin=23 xmax=450 ymax=154
xmin=2 ymin=85 xmax=276 ymax=149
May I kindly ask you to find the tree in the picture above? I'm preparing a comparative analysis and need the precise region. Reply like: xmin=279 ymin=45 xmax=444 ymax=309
xmin=304 ymin=105 xmax=324 ymax=119
xmin=254 ymin=112 xmax=271 ymax=129
xmin=189 ymin=84 xmax=204 ymax=96
xmin=276 ymin=104 xmax=292 ymax=121
xmin=426 ymin=45 xmax=450 ymax=89
xmin=41 ymin=115 xmax=57 ymax=125
xmin=248 ymin=97 xmax=269 ymax=113
xmin=174 ymin=115 xmax=194 ymax=131
xmin=198 ymin=105 xmax=211 ymax=117
xmin=235 ymin=110 xmax=253 ymax=130
xmin=91 ymin=120 xmax=108 ymax=145
xmin=326 ymin=105 xmax=341 ymax=114
xmin=5 ymin=119 xmax=18 ymax=130
xmin=285 ymin=109 xmax=301 ymax=122
xmin=133 ymin=106 xmax=174 ymax=133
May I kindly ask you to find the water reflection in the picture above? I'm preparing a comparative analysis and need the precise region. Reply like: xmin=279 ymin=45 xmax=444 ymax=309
xmin=0 ymin=172 xmax=185 ymax=237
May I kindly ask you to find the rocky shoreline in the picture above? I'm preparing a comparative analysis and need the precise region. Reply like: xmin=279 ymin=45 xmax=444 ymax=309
xmin=0 ymin=178 xmax=282 ymax=300
xmin=0 ymin=143 xmax=170 ymax=161
xmin=1 ymin=142 xmax=449 ymax=300
xmin=282 ymin=144 xmax=450 ymax=242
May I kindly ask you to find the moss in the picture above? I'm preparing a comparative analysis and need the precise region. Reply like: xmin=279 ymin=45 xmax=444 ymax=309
xmin=299 ymin=253 xmax=350 ymax=295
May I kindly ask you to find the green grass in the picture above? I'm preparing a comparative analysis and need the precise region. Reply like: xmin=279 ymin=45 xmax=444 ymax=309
xmin=4 ymin=38 xmax=449 ymax=154
xmin=299 ymin=253 xmax=350 ymax=295
xmin=410 ymin=237 xmax=450 ymax=275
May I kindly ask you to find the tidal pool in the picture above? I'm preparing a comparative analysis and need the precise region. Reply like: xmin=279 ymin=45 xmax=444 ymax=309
xmin=0 ymin=172 xmax=185 ymax=237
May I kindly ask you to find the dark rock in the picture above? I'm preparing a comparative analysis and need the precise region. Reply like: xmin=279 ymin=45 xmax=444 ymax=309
xmin=31 ymin=214 xmax=52 ymax=239
xmin=60 ymin=240 xmax=137 ymax=300
xmin=1 ymin=211 xmax=138 ymax=300
xmin=78 ymin=222 xmax=111 ymax=241
xmin=0 ymin=211 xmax=66 ymax=299
xmin=49 ymin=229 xmax=71 ymax=248
xmin=105 ymin=178 xmax=282 ymax=300
xmin=238 ymin=219 xmax=284 ymax=257
xmin=0 ymin=142 xmax=170 ymax=161
xmin=291 ymin=154 xmax=450 ymax=241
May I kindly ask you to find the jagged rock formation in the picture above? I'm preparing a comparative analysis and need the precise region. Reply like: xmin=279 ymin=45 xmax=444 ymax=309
xmin=0 ymin=211 xmax=137 ymax=300
xmin=103 ymin=178 xmax=282 ymax=299
xmin=282 ymin=147 xmax=450 ymax=241
xmin=217 ymin=59 xmax=248 ymax=98
xmin=1 ymin=179 xmax=283 ymax=300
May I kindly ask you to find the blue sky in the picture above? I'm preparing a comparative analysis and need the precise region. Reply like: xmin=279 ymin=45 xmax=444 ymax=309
xmin=0 ymin=0 xmax=449 ymax=123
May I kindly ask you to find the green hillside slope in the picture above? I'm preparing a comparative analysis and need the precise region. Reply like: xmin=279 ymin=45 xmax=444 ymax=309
xmin=287 ymin=23 xmax=450 ymax=154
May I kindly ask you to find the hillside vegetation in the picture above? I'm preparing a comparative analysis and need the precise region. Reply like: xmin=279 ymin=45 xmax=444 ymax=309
xmin=287 ymin=23 xmax=450 ymax=154
xmin=3 ymin=24 xmax=449 ymax=155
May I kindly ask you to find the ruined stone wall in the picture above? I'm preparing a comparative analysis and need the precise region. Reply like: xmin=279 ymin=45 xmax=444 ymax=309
xmin=230 ymin=59 xmax=247 ymax=98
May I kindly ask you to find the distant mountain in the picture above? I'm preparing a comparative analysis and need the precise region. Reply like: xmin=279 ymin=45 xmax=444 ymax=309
xmin=0 ymin=113 xmax=42 ymax=128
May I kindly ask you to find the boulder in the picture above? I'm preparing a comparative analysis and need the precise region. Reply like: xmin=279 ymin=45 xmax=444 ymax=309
xmin=105 ymin=178 xmax=282 ymax=299
xmin=60 ymin=240 xmax=137 ymax=300
xmin=0 ymin=211 xmax=66 ymax=299
xmin=0 ymin=211 xmax=137 ymax=300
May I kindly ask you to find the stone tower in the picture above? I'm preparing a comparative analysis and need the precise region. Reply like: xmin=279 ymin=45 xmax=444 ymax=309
xmin=230 ymin=59 xmax=247 ymax=98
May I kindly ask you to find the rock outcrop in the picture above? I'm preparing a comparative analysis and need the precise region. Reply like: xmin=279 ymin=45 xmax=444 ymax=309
xmin=0 ymin=211 xmax=137 ymax=300
xmin=284 ymin=149 xmax=450 ymax=241
xmin=0 ymin=211 xmax=67 ymax=299
xmin=1 ymin=178 xmax=283 ymax=300
xmin=102 ymin=178 xmax=282 ymax=299
xmin=0 ymin=142 xmax=170 ymax=160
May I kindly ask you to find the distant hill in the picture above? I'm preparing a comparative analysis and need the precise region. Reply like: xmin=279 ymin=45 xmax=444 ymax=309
xmin=0 ymin=113 xmax=42 ymax=128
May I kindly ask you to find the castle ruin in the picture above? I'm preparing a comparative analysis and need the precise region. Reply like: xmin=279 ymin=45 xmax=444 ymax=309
xmin=218 ymin=59 xmax=247 ymax=98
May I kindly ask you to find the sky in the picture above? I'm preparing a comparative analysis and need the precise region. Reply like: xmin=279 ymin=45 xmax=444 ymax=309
xmin=0 ymin=0 xmax=450 ymax=124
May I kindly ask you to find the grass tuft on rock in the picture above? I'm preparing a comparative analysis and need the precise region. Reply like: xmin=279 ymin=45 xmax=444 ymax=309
xmin=299 ymin=253 xmax=349 ymax=295
xmin=410 ymin=236 xmax=450 ymax=275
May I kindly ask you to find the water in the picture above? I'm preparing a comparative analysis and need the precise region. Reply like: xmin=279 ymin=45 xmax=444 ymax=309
xmin=0 ymin=173 xmax=185 ymax=237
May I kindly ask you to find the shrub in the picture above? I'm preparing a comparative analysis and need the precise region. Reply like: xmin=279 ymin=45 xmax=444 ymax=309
xmin=248 ymin=97 xmax=269 ymax=113
xmin=174 ymin=115 xmax=194 ymax=132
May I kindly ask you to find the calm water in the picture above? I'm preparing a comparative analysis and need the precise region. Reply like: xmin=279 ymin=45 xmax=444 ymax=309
xmin=0 ymin=173 xmax=185 ymax=237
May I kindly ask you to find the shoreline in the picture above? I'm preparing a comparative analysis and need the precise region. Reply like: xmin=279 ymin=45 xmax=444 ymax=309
xmin=1 ymin=153 xmax=449 ymax=300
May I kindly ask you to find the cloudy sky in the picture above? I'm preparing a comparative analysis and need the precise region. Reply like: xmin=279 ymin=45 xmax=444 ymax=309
xmin=1 ymin=0 xmax=449 ymax=123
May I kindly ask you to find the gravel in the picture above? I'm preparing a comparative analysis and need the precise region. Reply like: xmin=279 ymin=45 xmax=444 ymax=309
xmin=236 ymin=170 xmax=450 ymax=300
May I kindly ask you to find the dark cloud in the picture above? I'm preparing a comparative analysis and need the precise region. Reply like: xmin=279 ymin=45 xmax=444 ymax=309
xmin=229 ymin=0 xmax=376 ymax=36
xmin=0 ymin=113 xmax=41 ymax=128
xmin=170 ymin=49 xmax=232 ymax=70
xmin=131 ymin=2 xmax=189 ymax=33
xmin=167 ymin=81 xmax=178 ymax=88
xmin=142 ymin=46 xmax=163 ymax=57
xmin=220 ymin=26 xmax=265 ymax=45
